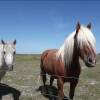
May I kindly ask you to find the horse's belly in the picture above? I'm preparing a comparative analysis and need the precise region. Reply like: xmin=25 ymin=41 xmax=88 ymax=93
xmin=43 ymin=63 xmax=54 ymax=75
xmin=44 ymin=64 xmax=65 ymax=79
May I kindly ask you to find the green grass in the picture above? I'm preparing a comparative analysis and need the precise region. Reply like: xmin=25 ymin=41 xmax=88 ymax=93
xmin=1 ymin=54 xmax=100 ymax=100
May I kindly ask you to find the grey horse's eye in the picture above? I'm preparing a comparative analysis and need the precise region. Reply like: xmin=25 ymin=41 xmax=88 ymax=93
xmin=14 ymin=51 xmax=16 ymax=55
xmin=4 ymin=51 xmax=6 ymax=55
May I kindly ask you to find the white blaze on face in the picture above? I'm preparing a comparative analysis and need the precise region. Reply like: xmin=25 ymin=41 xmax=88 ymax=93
xmin=0 ymin=43 xmax=4 ymax=67
xmin=4 ymin=42 xmax=16 ymax=70
xmin=5 ymin=53 xmax=13 ymax=66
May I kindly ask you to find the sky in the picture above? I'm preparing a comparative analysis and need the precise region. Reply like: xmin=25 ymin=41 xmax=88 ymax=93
xmin=0 ymin=0 xmax=100 ymax=54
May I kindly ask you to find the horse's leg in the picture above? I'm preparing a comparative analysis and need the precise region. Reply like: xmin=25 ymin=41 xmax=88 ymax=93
xmin=12 ymin=89 xmax=21 ymax=100
xmin=69 ymin=79 xmax=78 ymax=100
xmin=50 ymin=76 xmax=54 ymax=86
xmin=42 ymin=73 xmax=46 ymax=86
xmin=13 ymin=94 xmax=20 ymax=100
xmin=0 ymin=96 xmax=2 ymax=100
xmin=40 ymin=58 xmax=47 ymax=87
xmin=40 ymin=67 xmax=46 ymax=86
xmin=13 ymin=94 xmax=19 ymax=100
xmin=57 ymin=78 xmax=64 ymax=100
xmin=13 ymin=94 xmax=18 ymax=100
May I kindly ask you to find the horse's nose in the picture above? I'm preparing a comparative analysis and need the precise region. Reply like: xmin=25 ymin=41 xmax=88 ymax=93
xmin=88 ymin=57 xmax=96 ymax=67
xmin=88 ymin=57 xmax=93 ymax=63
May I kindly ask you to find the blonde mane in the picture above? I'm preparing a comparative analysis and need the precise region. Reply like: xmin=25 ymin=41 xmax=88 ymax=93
xmin=56 ymin=25 xmax=96 ymax=66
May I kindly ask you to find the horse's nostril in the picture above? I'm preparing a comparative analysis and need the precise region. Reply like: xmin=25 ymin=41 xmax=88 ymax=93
xmin=88 ymin=58 xmax=92 ymax=63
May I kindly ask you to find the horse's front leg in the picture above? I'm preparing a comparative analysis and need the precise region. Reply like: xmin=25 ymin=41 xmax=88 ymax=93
xmin=57 ymin=78 xmax=64 ymax=100
xmin=0 ymin=96 xmax=2 ymax=100
xmin=69 ymin=79 xmax=78 ymax=100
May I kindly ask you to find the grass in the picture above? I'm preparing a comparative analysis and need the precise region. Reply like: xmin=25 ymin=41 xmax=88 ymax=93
xmin=1 ymin=54 xmax=100 ymax=100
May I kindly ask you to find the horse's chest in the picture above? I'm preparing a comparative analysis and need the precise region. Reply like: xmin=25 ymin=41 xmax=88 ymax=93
xmin=67 ymin=67 xmax=81 ymax=77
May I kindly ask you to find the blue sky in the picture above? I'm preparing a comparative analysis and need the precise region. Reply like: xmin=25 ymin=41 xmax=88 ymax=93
xmin=0 ymin=0 xmax=100 ymax=54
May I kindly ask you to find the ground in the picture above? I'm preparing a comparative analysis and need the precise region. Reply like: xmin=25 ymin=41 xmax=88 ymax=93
xmin=1 ymin=54 xmax=100 ymax=100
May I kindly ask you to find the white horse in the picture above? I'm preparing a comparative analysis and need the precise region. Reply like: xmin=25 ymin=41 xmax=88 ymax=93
xmin=0 ymin=40 xmax=16 ymax=81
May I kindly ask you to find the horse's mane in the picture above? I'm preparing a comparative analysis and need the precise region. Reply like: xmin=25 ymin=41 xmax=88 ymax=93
xmin=56 ymin=25 xmax=96 ymax=66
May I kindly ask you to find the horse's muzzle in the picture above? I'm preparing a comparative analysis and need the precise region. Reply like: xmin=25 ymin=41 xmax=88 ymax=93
xmin=85 ymin=57 xmax=96 ymax=67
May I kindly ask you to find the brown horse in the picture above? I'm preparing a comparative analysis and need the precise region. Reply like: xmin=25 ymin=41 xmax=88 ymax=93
xmin=40 ymin=22 xmax=96 ymax=100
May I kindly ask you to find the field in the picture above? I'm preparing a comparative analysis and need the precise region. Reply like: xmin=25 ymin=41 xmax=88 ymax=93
xmin=1 ymin=54 xmax=100 ymax=100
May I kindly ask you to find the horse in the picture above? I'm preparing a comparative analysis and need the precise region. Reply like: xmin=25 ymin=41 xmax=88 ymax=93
xmin=40 ymin=22 xmax=96 ymax=100
xmin=0 ymin=40 xmax=16 ymax=81
xmin=0 ymin=83 xmax=21 ymax=100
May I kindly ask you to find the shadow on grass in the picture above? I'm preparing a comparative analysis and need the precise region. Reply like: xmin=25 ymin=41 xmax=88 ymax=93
xmin=36 ymin=85 xmax=69 ymax=100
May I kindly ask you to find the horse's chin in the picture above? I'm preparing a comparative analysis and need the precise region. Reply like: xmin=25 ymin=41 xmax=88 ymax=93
xmin=8 ymin=67 xmax=13 ymax=71
xmin=85 ymin=62 xmax=96 ymax=68
xmin=5 ymin=64 xmax=13 ymax=71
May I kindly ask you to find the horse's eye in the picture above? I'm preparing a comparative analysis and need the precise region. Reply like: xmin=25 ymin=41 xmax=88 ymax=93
xmin=4 ymin=51 xmax=6 ymax=54
xmin=14 ymin=51 xmax=16 ymax=55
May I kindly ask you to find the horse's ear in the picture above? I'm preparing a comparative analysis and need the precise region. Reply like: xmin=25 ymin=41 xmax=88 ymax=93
xmin=75 ymin=22 xmax=80 ymax=38
xmin=87 ymin=23 xmax=91 ymax=29
xmin=1 ymin=40 xmax=5 ymax=44
xmin=13 ymin=40 xmax=16 ymax=45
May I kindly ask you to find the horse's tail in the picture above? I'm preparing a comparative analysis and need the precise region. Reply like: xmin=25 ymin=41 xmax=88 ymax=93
xmin=40 ymin=52 xmax=47 ymax=76
xmin=36 ymin=57 xmax=44 ymax=85
xmin=40 ymin=56 xmax=43 ymax=75
xmin=40 ymin=52 xmax=47 ymax=86
xmin=39 ymin=54 xmax=44 ymax=80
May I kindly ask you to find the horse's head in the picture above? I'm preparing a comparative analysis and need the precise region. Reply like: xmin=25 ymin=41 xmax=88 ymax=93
xmin=74 ymin=22 xmax=96 ymax=67
xmin=4 ymin=40 xmax=16 ymax=71
xmin=0 ymin=40 xmax=5 ymax=68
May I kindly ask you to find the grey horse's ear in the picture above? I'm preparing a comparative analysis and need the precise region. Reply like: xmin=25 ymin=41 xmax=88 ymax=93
xmin=13 ymin=40 xmax=16 ymax=45
xmin=1 ymin=40 xmax=5 ymax=44
xmin=87 ymin=23 xmax=92 ymax=29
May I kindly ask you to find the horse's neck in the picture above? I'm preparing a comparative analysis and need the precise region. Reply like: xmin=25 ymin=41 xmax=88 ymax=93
xmin=0 ymin=70 xmax=6 ymax=81
xmin=70 ymin=43 xmax=80 ymax=67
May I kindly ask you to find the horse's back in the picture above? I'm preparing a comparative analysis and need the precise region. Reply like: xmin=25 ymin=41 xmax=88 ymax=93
xmin=41 ymin=49 xmax=57 ymax=60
